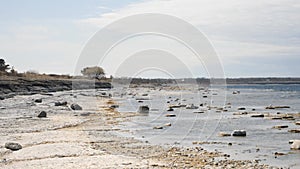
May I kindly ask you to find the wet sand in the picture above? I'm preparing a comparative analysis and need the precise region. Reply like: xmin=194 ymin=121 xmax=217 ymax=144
xmin=0 ymin=89 xmax=275 ymax=168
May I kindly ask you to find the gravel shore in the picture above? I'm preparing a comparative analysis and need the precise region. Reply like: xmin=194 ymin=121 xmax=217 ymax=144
xmin=0 ymin=89 xmax=275 ymax=168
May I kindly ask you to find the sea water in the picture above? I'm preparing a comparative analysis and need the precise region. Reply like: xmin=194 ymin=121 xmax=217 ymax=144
xmin=114 ymin=84 xmax=300 ymax=168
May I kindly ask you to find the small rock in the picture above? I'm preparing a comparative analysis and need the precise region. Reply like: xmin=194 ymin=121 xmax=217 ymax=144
xmin=70 ymin=104 xmax=82 ymax=110
xmin=194 ymin=111 xmax=205 ymax=114
xmin=273 ymin=125 xmax=288 ymax=129
xmin=164 ymin=123 xmax=172 ymax=126
xmin=288 ymin=129 xmax=300 ymax=133
xmin=54 ymin=101 xmax=67 ymax=106
xmin=232 ymin=91 xmax=240 ymax=94
xmin=237 ymin=107 xmax=246 ymax=110
xmin=295 ymin=121 xmax=300 ymax=125
xmin=110 ymin=105 xmax=119 ymax=109
xmin=138 ymin=105 xmax=149 ymax=114
xmin=274 ymin=152 xmax=285 ymax=156
xmin=186 ymin=104 xmax=199 ymax=109
xmin=219 ymin=132 xmax=231 ymax=137
xmin=232 ymin=130 xmax=246 ymax=137
xmin=34 ymin=99 xmax=42 ymax=103
xmin=153 ymin=126 xmax=163 ymax=129
xmin=167 ymin=108 xmax=174 ymax=111
xmin=5 ymin=142 xmax=22 ymax=151
xmin=251 ymin=114 xmax=264 ymax=118
xmin=165 ymin=114 xmax=176 ymax=117
xmin=37 ymin=111 xmax=47 ymax=118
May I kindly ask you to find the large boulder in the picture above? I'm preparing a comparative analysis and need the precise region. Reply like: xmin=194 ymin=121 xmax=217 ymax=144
xmin=232 ymin=130 xmax=246 ymax=137
xmin=5 ymin=142 xmax=22 ymax=151
xmin=70 ymin=103 xmax=82 ymax=110
xmin=138 ymin=106 xmax=149 ymax=114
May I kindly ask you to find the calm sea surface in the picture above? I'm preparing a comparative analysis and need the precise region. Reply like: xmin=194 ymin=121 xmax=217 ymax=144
xmin=114 ymin=84 xmax=300 ymax=168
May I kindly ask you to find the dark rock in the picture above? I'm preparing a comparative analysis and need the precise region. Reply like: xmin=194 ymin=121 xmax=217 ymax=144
xmin=266 ymin=105 xmax=290 ymax=109
xmin=34 ymin=99 xmax=42 ymax=103
xmin=5 ymin=142 xmax=22 ymax=151
xmin=273 ymin=125 xmax=288 ymax=129
xmin=110 ymin=105 xmax=119 ymax=109
xmin=232 ymin=130 xmax=246 ymax=137
xmin=167 ymin=108 xmax=174 ymax=111
xmin=237 ymin=107 xmax=246 ymax=110
xmin=165 ymin=114 xmax=176 ymax=117
xmin=54 ymin=101 xmax=68 ymax=106
xmin=251 ymin=114 xmax=264 ymax=118
xmin=37 ymin=111 xmax=47 ymax=118
xmin=153 ymin=126 xmax=163 ymax=129
xmin=288 ymin=129 xmax=300 ymax=133
xmin=70 ymin=103 xmax=82 ymax=110
xmin=138 ymin=106 xmax=149 ymax=114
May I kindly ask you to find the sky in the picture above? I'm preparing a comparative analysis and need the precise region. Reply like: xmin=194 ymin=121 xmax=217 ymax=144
xmin=0 ymin=0 xmax=299 ymax=78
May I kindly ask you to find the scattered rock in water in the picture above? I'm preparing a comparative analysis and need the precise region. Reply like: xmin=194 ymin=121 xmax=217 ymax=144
xmin=138 ymin=105 xmax=149 ymax=114
xmin=5 ymin=142 xmax=22 ymax=151
xmin=165 ymin=114 xmax=176 ymax=117
xmin=109 ymin=104 xmax=119 ymax=109
xmin=34 ymin=98 xmax=42 ymax=103
xmin=219 ymin=132 xmax=231 ymax=137
xmin=164 ymin=123 xmax=172 ymax=126
xmin=232 ymin=91 xmax=240 ymax=94
xmin=153 ymin=126 xmax=163 ymax=129
xmin=37 ymin=111 xmax=47 ymax=118
xmin=290 ymin=140 xmax=300 ymax=150
xmin=138 ymin=100 xmax=143 ymax=103
xmin=70 ymin=103 xmax=82 ymax=110
xmin=288 ymin=129 xmax=300 ymax=133
xmin=167 ymin=108 xmax=174 ymax=111
xmin=273 ymin=125 xmax=288 ymax=129
xmin=232 ymin=130 xmax=246 ymax=137
xmin=295 ymin=121 xmax=300 ymax=125
xmin=233 ymin=112 xmax=248 ymax=115
xmin=251 ymin=114 xmax=264 ymax=118
xmin=54 ymin=101 xmax=67 ymax=106
xmin=274 ymin=152 xmax=286 ymax=156
xmin=237 ymin=107 xmax=246 ymax=110
xmin=266 ymin=105 xmax=290 ymax=109
xmin=193 ymin=111 xmax=205 ymax=114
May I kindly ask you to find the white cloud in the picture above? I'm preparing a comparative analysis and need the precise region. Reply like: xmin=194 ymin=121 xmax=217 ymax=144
xmin=77 ymin=0 xmax=300 ymax=77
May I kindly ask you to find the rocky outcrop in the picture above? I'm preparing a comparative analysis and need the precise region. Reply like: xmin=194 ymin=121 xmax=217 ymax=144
xmin=0 ymin=78 xmax=111 ymax=100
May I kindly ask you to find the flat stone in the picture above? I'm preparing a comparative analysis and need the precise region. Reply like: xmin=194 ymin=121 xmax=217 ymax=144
xmin=5 ymin=142 xmax=22 ymax=151
xmin=165 ymin=114 xmax=176 ymax=117
xmin=219 ymin=132 xmax=231 ymax=137
xmin=273 ymin=125 xmax=288 ymax=129
xmin=251 ymin=114 xmax=264 ymax=118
